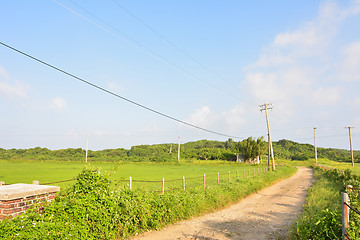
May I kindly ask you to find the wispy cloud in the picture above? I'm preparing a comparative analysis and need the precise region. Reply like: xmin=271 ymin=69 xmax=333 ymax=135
xmin=245 ymin=0 xmax=360 ymax=110
xmin=185 ymin=106 xmax=213 ymax=127
xmin=339 ymin=40 xmax=360 ymax=82
xmin=49 ymin=97 xmax=67 ymax=111
xmin=0 ymin=66 xmax=28 ymax=98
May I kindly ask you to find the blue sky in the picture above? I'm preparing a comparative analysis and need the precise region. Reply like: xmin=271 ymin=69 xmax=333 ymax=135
xmin=0 ymin=0 xmax=359 ymax=150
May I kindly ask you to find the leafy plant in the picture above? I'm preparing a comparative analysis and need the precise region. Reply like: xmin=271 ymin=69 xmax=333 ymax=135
xmin=0 ymin=166 xmax=295 ymax=239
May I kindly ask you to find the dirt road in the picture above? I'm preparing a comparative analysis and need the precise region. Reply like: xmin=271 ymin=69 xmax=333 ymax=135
xmin=133 ymin=167 xmax=314 ymax=240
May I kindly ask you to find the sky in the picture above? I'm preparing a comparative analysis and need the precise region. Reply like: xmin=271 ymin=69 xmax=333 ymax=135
xmin=0 ymin=0 xmax=359 ymax=150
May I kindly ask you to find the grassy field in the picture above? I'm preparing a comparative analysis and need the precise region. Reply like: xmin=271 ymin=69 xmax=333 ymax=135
xmin=0 ymin=161 xmax=297 ymax=239
xmin=316 ymin=158 xmax=360 ymax=175
xmin=0 ymin=160 xmax=272 ymax=190
xmin=290 ymin=159 xmax=360 ymax=239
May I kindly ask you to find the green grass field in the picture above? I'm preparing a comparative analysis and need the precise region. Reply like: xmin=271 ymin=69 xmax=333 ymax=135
xmin=0 ymin=160 xmax=271 ymax=191
xmin=315 ymin=158 xmax=360 ymax=175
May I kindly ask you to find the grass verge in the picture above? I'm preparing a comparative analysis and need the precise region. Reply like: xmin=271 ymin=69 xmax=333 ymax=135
xmin=0 ymin=165 xmax=296 ymax=239
xmin=290 ymin=166 xmax=360 ymax=239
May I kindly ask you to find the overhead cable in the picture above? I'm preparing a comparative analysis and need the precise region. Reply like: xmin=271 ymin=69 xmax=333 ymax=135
xmin=53 ymin=0 xmax=236 ymax=100
xmin=0 ymin=41 xmax=242 ymax=140
xmin=111 ymin=0 xmax=241 ymax=90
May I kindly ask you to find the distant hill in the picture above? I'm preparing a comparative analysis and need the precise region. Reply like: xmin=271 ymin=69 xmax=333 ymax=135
xmin=0 ymin=139 xmax=358 ymax=162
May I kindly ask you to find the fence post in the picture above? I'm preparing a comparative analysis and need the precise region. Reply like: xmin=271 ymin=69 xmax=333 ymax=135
xmin=217 ymin=172 xmax=219 ymax=184
xmin=203 ymin=174 xmax=206 ymax=189
xmin=162 ymin=178 xmax=165 ymax=195
xmin=342 ymin=192 xmax=350 ymax=240
xmin=228 ymin=171 xmax=231 ymax=183
xmin=32 ymin=180 xmax=39 ymax=185
xmin=243 ymin=170 xmax=245 ymax=178
xmin=183 ymin=176 xmax=185 ymax=191
xmin=236 ymin=170 xmax=239 ymax=180
xmin=129 ymin=176 xmax=132 ymax=190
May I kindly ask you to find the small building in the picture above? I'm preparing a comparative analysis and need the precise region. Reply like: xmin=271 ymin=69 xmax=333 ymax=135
xmin=236 ymin=154 xmax=260 ymax=164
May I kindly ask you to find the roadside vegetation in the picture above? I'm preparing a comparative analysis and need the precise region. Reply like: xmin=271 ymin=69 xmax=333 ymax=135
xmin=0 ymin=165 xmax=296 ymax=239
xmin=290 ymin=163 xmax=360 ymax=239
xmin=1 ymin=138 xmax=360 ymax=239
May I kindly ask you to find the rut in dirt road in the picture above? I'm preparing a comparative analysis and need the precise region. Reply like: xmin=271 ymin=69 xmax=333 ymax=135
xmin=133 ymin=167 xmax=315 ymax=240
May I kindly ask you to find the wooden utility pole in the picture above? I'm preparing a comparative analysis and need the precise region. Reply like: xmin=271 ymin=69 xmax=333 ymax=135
xmin=345 ymin=127 xmax=355 ymax=167
xmin=177 ymin=136 xmax=181 ymax=162
xmin=85 ymin=134 xmax=89 ymax=163
xmin=314 ymin=127 xmax=318 ymax=164
xmin=260 ymin=103 xmax=275 ymax=171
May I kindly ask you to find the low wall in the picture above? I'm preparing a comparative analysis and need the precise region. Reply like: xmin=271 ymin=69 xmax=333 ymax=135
xmin=0 ymin=183 xmax=60 ymax=220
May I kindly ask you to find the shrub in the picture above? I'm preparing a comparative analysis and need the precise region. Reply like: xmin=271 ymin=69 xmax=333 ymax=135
xmin=0 ymin=166 xmax=295 ymax=239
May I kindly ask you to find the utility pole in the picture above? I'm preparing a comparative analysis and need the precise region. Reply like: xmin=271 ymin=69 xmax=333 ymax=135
xmin=345 ymin=127 xmax=355 ymax=167
xmin=260 ymin=103 xmax=275 ymax=171
xmin=85 ymin=134 xmax=89 ymax=163
xmin=314 ymin=127 xmax=318 ymax=164
xmin=177 ymin=136 xmax=181 ymax=162
xmin=169 ymin=144 xmax=172 ymax=154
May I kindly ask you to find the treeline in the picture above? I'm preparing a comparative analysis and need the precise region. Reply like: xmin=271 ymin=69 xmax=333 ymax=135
xmin=273 ymin=139 xmax=360 ymax=162
xmin=0 ymin=139 xmax=358 ymax=162
xmin=0 ymin=139 xmax=236 ymax=162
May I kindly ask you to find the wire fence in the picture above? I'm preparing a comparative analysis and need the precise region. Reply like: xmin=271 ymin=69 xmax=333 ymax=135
xmin=113 ymin=168 xmax=269 ymax=194
xmin=0 ymin=168 xmax=269 ymax=194
xmin=316 ymin=164 xmax=360 ymax=240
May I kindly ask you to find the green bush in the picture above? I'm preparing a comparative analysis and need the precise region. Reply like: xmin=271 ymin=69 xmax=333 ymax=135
xmin=291 ymin=166 xmax=360 ymax=239
xmin=0 ymin=166 xmax=295 ymax=239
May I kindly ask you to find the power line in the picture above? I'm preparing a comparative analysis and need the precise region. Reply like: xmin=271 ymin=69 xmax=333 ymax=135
xmin=53 ymin=0 xmax=237 ymax=100
xmin=111 ymin=0 xmax=241 ymax=91
xmin=0 ymin=41 xmax=242 ymax=140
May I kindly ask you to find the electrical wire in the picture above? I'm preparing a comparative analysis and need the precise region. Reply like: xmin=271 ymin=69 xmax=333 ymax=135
xmin=111 ymin=0 xmax=241 ymax=91
xmin=0 ymin=41 xmax=242 ymax=140
xmin=53 ymin=0 xmax=237 ymax=100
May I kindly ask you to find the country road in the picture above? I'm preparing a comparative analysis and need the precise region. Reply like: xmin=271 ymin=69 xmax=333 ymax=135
xmin=133 ymin=167 xmax=315 ymax=240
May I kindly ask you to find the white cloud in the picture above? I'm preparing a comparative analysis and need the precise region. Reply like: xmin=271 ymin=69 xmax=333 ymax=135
xmin=0 ymin=81 xmax=28 ymax=98
xmin=352 ymin=96 xmax=360 ymax=108
xmin=0 ymin=66 xmax=28 ymax=98
xmin=49 ymin=97 xmax=67 ymax=111
xmin=141 ymin=125 xmax=162 ymax=134
xmin=221 ymin=105 xmax=246 ymax=126
xmin=246 ymin=72 xmax=283 ymax=103
xmin=0 ymin=66 xmax=10 ymax=79
xmin=186 ymin=106 xmax=213 ymax=127
xmin=107 ymin=82 xmax=123 ymax=92
xmin=310 ymin=87 xmax=342 ymax=106
xmin=339 ymin=41 xmax=360 ymax=81
xmin=272 ymin=1 xmax=344 ymax=58
xmin=245 ymin=0 xmax=360 ymax=115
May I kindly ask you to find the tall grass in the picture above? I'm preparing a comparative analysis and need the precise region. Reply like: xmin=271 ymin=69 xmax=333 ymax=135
xmin=290 ymin=165 xmax=360 ymax=239
xmin=290 ymin=167 xmax=343 ymax=239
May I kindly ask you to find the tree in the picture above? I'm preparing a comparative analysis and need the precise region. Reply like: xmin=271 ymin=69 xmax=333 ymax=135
xmin=236 ymin=137 xmax=266 ymax=161
xmin=225 ymin=138 xmax=234 ymax=150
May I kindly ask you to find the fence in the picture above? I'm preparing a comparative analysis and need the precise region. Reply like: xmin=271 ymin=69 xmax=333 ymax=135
xmin=342 ymin=186 xmax=360 ymax=240
xmin=315 ymin=164 xmax=360 ymax=240
xmin=115 ymin=167 xmax=268 ymax=194
xmin=0 ymin=168 xmax=269 ymax=194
